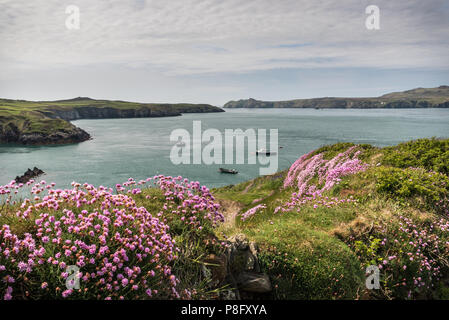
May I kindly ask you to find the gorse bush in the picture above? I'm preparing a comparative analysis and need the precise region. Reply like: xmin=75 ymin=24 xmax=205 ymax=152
xmin=0 ymin=176 xmax=224 ymax=300
xmin=382 ymin=138 xmax=449 ymax=174
xmin=374 ymin=166 xmax=449 ymax=214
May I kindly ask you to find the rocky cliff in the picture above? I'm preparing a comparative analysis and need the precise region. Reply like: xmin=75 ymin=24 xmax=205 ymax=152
xmin=0 ymin=98 xmax=224 ymax=145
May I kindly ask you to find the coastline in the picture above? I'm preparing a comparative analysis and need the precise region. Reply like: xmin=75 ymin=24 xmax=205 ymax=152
xmin=0 ymin=98 xmax=224 ymax=146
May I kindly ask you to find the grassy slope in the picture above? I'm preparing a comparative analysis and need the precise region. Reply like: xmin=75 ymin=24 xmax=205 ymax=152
xmin=212 ymin=138 xmax=449 ymax=299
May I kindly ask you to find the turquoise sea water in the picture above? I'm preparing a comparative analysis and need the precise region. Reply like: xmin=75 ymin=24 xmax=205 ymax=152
xmin=1 ymin=108 xmax=449 ymax=189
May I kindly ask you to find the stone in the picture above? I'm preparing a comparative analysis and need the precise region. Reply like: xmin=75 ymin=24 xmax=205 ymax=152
xmin=229 ymin=249 xmax=257 ymax=274
xmin=14 ymin=167 xmax=45 ymax=184
xmin=229 ymin=233 xmax=249 ymax=251
xmin=203 ymin=254 xmax=228 ymax=286
xmin=219 ymin=289 xmax=238 ymax=300
xmin=237 ymin=272 xmax=272 ymax=293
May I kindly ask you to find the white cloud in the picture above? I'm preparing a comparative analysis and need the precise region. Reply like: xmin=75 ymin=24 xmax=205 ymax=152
xmin=0 ymin=0 xmax=448 ymax=77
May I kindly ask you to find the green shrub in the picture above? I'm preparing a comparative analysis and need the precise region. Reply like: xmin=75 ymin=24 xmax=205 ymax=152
xmin=374 ymin=166 xmax=449 ymax=214
xmin=382 ymin=138 xmax=449 ymax=174
xmin=247 ymin=220 xmax=363 ymax=299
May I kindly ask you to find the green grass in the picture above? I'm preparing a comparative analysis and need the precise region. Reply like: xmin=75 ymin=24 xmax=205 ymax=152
xmin=213 ymin=171 xmax=366 ymax=299
xmin=248 ymin=220 xmax=363 ymax=299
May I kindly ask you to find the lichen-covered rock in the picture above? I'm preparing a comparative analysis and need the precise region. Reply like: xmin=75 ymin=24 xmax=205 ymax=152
xmin=202 ymin=254 xmax=228 ymax=287
xmin=237 ymin=272 xmax=272 ymax=293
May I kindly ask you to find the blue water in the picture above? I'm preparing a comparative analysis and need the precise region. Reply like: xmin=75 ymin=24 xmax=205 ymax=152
xmin=1 ymin=108 xmax=448 ymax=188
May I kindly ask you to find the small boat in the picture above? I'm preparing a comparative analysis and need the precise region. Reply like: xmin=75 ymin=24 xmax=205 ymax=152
xmin=256 ymin=148 xmax=277 ymax=156
xmin=176 ymin=141 xmax=186 ymax=147
xmin=175 ymin=137 xmax=186 ymax=147
xmin=219 ymin=168 xmax=238 ymax=174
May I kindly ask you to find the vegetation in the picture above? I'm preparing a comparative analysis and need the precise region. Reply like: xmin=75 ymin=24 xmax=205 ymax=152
xmin=0 ymin=176 xmax=227 ymax=300
xmin=381 ymin=138 xmax=449 ymax=174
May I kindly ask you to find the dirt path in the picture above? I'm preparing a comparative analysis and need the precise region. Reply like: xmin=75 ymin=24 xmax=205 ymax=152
xmin=218 ymin=199 xmax=244 ymax=229
xmin=242 ymin=181 xmax=254 ymax=194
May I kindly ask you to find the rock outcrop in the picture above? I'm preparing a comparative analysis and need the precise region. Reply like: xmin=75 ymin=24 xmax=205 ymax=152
xmin=201 ymin=233 xmax=272 ymax=300
xmin=20 ymin=127 xmax=91 ymax=145
xmin=15 ymin=167 xmax=45 ymax=184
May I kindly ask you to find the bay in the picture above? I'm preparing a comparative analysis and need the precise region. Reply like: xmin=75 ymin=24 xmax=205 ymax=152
xmin=1 ymin=108 xmax=448 ymax=189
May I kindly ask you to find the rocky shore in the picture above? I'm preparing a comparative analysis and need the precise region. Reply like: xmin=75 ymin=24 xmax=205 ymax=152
xmin=1 ymin=122 xmax=91 ymax=145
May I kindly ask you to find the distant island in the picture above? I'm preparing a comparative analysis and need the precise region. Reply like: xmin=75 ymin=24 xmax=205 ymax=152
xmin=0 ymin=97 xmax=224 ymax=145
xmin=224 ymin=85 xmax=449 ymax=109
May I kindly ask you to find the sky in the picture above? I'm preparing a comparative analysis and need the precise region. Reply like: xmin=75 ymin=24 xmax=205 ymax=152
xmin=0 ymin=0 xmax=448 ymax=106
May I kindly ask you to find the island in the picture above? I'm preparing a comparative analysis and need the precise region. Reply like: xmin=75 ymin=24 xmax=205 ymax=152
xmin=0 ymin=97 xmax=224 ymax=145
xmin=224 ymin=85 xmax=449 ymax=109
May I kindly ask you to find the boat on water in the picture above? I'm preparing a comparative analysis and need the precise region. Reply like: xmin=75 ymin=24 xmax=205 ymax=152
xmin=176 ymin=141 xmax=186 ymax=147
xmin=175 ymin=137 xmax=186 ymax=147
xmin=219 ymin=168 xmax=238 ymax=174
xmin=256 ymin=148 xmax=277 ymax=156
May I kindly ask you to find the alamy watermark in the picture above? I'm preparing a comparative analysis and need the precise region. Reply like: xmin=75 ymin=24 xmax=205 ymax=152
xmin=65 ymin=5 xmax=80 ymax=30
xmin=365 ymin=265 xmax=380 ymax=289
xmin=365 ymin=5 xmax=380 ymax=30
xmin=66 ymin=265 xmax=80 ymax=290
xmin=169 ymin=121 xmax=278 ymax=175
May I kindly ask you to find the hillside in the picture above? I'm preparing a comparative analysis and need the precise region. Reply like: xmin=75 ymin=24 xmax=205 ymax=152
xmin=1 ymin=138 xmax=449 ymax=300
xmin=213 ymin=138 xmax=449 ymax=299
xmin=0 ymin=97 xmax=224 ymax=145
xmin=224 ymin=86 xmax=449 ymax=109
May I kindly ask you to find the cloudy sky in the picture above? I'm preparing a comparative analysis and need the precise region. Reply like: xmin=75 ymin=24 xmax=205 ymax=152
xmin=0 ymin=0 xmax=448 ymax=105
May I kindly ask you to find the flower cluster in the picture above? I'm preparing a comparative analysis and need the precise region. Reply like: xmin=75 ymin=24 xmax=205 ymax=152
xmin=284 ymin=146 xmax=368 ymax=196
xmin=241 ymin=204 xmax=267 ymax=221
xmin=0 ymin=175 xmax=223 ymax=300
xmin=275 ymin=146 xmax=367 ymax=214
xmin=352 ymin=215 xmax=449 ymax=299
xmin=151 ymin=175 xmax=224 ymax=230
xmin=275 ymin=193 xmax=358 ymax=214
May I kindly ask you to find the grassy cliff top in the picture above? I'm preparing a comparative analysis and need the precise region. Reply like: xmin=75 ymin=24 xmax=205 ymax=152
xmin=0 ymin=97 xmax=224 ymax=144
xmin=0 ymin=97 xmax=223 ymax=111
